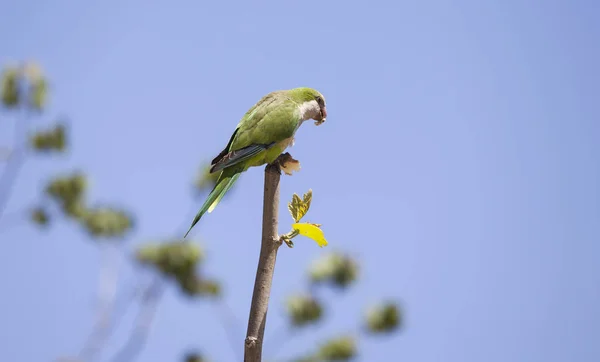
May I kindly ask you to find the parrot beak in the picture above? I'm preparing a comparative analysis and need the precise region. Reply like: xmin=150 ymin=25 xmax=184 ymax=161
xmin=315 ymin=106 xmax=327 ymax=125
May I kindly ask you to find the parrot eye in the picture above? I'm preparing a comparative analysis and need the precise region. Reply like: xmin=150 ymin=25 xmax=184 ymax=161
xmin=316 ymin=96 xmax=325 ymax=107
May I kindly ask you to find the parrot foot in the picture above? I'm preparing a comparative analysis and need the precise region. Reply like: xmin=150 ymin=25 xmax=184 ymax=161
xmin=277 ymin=152 xmax=301 ymax=176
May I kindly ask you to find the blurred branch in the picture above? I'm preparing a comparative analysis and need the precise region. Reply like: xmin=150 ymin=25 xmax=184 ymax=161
xmin=244 ymin=159 xmax=284 ymax=362
xmin=266 ymin=288 xmax=319 ymax=359
xmin=0 ymin=147 xmax=11 ymax=161
xmin=266 ymin=324 xmax=298 ymax=360
xmin=109 ymin=278 xmax=164 ymax=362
xmin=78 ymin=244 xmax=122 ymax=361
xmin=0 ymin=207 xmax=27 ymax=233
xmin=212 ymin=297 xmax=242 ymax=361
xmin=0 ymin=109 xmax=31 ymax=223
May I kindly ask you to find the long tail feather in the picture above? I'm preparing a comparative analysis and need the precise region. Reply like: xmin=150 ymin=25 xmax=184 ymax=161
xmin=183 ymin=172 xmax=240 ymax=238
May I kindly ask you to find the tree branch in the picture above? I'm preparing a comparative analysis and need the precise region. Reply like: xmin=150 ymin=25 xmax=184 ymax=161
xmin=78 ymin=244 xmax=122 ymax=361
xmin=109 ymin=278 xmax=164 ymax=362
xmin=0 ymin=208 xmax=27 ymax=233
xmin=213 ymin=297 xmax=243 ymax=361
xmin=244 ymin=160 xmax=284 ymax=362
xmin=0 ymin=109 xmax=31 ymax=223
xmin=0 ymin=147 xmax=11 ymax=161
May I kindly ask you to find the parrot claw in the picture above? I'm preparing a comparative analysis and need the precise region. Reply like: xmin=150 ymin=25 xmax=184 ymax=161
xmin=276 ymin=152 xmax=301 ymax=176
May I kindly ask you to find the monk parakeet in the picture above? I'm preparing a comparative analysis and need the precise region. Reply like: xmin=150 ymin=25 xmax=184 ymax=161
xmin=184 ymin=87 xmax=327 ymax=238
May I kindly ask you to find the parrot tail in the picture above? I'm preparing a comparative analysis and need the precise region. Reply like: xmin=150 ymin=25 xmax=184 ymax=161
xmin=183 ymin=171 xmax=240 ymax=238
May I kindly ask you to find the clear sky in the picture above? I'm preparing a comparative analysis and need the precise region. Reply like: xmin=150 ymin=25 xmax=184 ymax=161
xmin=1 ymin=0 xmax=599 ymax=361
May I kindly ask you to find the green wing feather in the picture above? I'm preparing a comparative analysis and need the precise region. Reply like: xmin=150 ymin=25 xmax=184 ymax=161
xmin=210 ymin=91 xmax=301 ymax=173
xmin=184 ymin=170 xmax=240 ymax=238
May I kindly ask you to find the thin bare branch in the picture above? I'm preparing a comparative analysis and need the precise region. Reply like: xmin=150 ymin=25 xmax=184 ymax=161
xmin=0 ymin=109 xmax=31 ymax=223
xmin=267 ymin=324 xmax=299 ymax=360
xmin=244 ymin=159 xmax=284 ymax=362
xmin=0 ymin=208 xmax=27 ymax=233
xmin=0 ymin=147 xmax=11 ymax=161
xmin=212 ymin=297 xmax=243 ymax=361
xmin=78 ymin=244 xmax=122 ymax=361
xmin=109 ymin=278 xmax=164 ymax=362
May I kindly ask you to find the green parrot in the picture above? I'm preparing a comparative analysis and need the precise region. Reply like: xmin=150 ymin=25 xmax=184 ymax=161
xmin=184 ymin=87 xmax=327 ymax=238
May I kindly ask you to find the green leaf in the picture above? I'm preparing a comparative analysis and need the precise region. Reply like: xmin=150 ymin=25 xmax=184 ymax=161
xmin=302 ymin=189 xmax=312 ymax=211
xmin=292 ymin=223 xmax=328 ymax=248
xmin=288 ymin=191 xmax=311 ymax=223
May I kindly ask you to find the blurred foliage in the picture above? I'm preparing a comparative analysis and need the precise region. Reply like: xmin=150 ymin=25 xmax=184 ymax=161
xmin=194 ymin=164 xmax=219 ymax=194
xmin=365 ymin=302 xmax=402 ymax=334
xmin=286 ymin=294 xmax=323 ymax=326
xmin=43 ymin=172 xmax=134 ymax=238
xmin=30 ymin=123 xmax=67 ymax=152
xmin=2 ymin=62 xmax=133 ymax=241
xmin=136 ymin=241 xmax=219 ymax=297
xmin=184 ymin=352 xmax=208 ymax=362
xmin=30 ymin=206 xmax=50 ymax=227
xmin=1 ymin=62 xmax=402 ymax=362
xmin=293 ymin=357 xmax=321 ymax=362
xmin=137 ymin=241 xmax=204 ymax=275
xmin=318 ymin=336 xmax=357 ymax=361
xmin=25 ymin=62 xmax=48 ymax=111
xmin=82 ymin=207 xmax=133 ymax=238
xmin=45 ymin=172 xmax=87 ymax=216
xmin=1 ymin=61 xmax=48 ymax=110
xmin=1 ymin=66 xmax=20 ymax=107
xmin=295 ymin=336 xmax=357 ymax=362
xmin=309 ymin=252 xmax=359 ymax=288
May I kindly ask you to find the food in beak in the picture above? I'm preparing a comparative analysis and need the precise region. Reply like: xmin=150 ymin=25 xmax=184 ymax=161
xmin=315 ymin=106 xmax=327 ymax=126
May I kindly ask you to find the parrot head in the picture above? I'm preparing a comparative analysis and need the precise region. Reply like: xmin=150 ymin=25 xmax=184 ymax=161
xmin=288 ymin=87 xmax=327 ymax=126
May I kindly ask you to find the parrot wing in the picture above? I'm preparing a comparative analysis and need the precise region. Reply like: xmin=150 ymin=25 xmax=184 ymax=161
xmin=210 ymin=91 xmax=300 ymax=173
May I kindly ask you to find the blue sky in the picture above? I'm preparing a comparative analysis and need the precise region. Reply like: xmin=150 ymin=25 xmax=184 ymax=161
xmin=1 ymin=0 xmax=599 ymax=361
